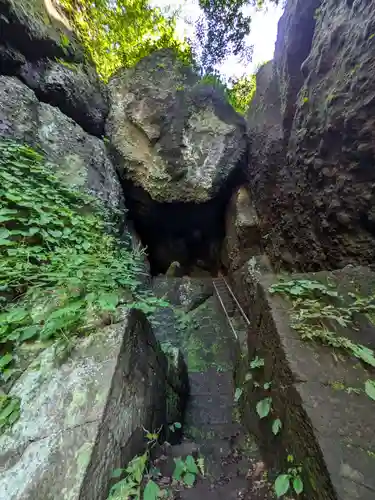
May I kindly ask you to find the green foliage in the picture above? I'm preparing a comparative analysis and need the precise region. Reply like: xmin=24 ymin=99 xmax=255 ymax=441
xmin=196 ymin=0 xmax=278 ymax=73
xmin=108 ymin=427 xmax=161 ymax=499
xmin=250 ymin=355 xmax=264 ymax=369
xmin=365 ymin=379 xmax=375 ymax=401
xmin=269 ymin=279 xmax=375 ymax=368
xmin=272 ymin=418 xmax=282 ymax=435
xmin=234 ymin=387 xmax=243 ymax=402
xmin=0 ymin=140 xmax=167 ymax=383
xmin=274 ymin=455 xmax=303 ymax=498
xmin=59 ymin=0 xmax=192 ymax=81
xmin=0 ymin=393 xmax=20 ymax=434
xmin=200 ymin=71 xmax=256 ymax=114
xmin=256 ymin=396 xmax=272 ymax=418
xmin=227 ymin=74 xmax=256 ymax=114
xmin=173 ymin=455 xmax=203 ymax=488
xmin=109 ymin=426 xmax=204 ymax=498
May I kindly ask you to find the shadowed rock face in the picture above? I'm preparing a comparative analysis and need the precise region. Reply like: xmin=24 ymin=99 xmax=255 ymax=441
xmin=247 ymin=0 xmax=375 ymax=272
xmin=0 ymin=310 xmax=188 ymax=500
xmin=106 ymin=49 xmax=248 ymax=273
xmin=0 ymin=0 xmax=108 ymax=136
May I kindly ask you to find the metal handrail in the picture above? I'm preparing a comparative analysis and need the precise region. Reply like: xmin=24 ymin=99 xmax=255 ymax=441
xmin=212 ymin=279 xmax=238 ymax=340
xmin=215 ymin=275 xmax=251 ymax=326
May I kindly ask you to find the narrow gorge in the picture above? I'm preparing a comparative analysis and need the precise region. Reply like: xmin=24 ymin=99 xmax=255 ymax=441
xmin=0 ymin=1 xmax=375 ymax=500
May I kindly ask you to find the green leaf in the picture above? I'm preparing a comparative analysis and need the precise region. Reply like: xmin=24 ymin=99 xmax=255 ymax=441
xmin=293 ymin=476 xmax=304 ymax=495
xmin=0 ymin=238 xmax=13 ymax=246
xmin=0 ymin=353 xmax=13 ymax=370
xmin=272 ymin=418 xmax=282 ymax=435
xmin=274 ymin=474 xmax=291 ymax=498
xmin=245 ymin=372 xmax=252 ymax=381
xmin=143 ymin=479 xmax=160 ymax=500
xmin=174 ymin=422 xmax=182 ymax=429
xmin=351 ymin=344 xmax=375 ymax=367
xmin=97 ymin=292 xmax=119 ymax=311
xmin=183 ymin=472 xmax=196 ymax=487
xmin=0 ymin=228 xmax=10 ymax=239
xmin=250 ymin=356 xmax=265 ymax=369
xmin=173 ymin=458 xmax=185 ymax=480
xmin=111 ymin=468 xmax=123 ymax=478
xmin=234 ymin=387 xmax=243 ymax=402
xmin=185 ymin=455 xmax=199 ymax=474
xmin=365 ymin=379 xmax=375 ymax=401
xmin=19 ymin=326 xmax=39 ymax=342
xmin=256 ymin=397 xmax=272 ymax=419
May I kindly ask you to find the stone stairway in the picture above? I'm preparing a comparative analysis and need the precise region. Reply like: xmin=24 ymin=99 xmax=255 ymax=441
xmin=150 ymin=276 xmax=274 ymax=499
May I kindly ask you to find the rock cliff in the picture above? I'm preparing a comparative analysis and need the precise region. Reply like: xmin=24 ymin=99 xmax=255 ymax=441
xmin=247 ymin=0 xmax=375 ymax=272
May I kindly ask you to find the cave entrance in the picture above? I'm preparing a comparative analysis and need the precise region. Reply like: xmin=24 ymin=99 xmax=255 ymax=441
xmin=122 ymin=179 xmax=236 ymax=277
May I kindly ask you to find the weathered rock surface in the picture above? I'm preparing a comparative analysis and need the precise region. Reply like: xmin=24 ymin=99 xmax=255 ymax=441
xmin=0 ymin=309 xmax=188 ymax=500
xmin=19 ymin=60 xmax=108 ymax=137
xmin=0 ymin=0 xmax=82 ymax=62
xmin=222 ymin=186 xmax=262 ymax=272
xmin=0 ymin=76 xmax=121 ymax=211
xmin=232 ymin=263 xmax=375 ymax=500
xmin=106 ymin=49 xmax=247 ymax=203
xmin=105 ymin=49 xmax=247 ymax=273
xmin=0 ymin=0 xmax=108 ymax=136
xmin=247 ymin=0 xmax=375 ymax=271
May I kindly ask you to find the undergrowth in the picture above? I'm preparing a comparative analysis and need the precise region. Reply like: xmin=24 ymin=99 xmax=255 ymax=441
xmin=109 ymin=426 xmax=204 ymax=499
xmin=0 ymin=141 xmax=168 ymax=387
xmin=269 ymin=278 xmax=375 ymax=368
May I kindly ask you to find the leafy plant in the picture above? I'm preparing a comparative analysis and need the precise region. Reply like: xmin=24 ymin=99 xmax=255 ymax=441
xmin=168 ymin=421 xmax=182 ymax=433
xmin=256 ymin=397 xmax=272 ymax=418
xmin=0 ymin=393 xmax=20 ymax=434
xmin=173 ymin=455 xmax=203 ymax=488
xmin=250 ymin=355 xmax=265 ymax=369
xmin=274 ymin=455 xmax=303 ymax=498
xmin=0 ymin=141 xmax=168 ymax=383
xmin=108 ymin=427 xmax=162 ymax=499
xmin=269 ymin=279 xmax=375 ymax=368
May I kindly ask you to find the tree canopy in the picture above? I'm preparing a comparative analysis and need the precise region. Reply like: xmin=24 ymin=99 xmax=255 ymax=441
xmin=59 ymin=0 xmax=192 ymax=81
xmin=58 ymin=0 xmax=276 ymax=113
xmin=195 ymin=0 xmax=278 ymax=73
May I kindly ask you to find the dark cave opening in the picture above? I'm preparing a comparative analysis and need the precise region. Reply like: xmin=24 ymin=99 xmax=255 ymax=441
xmin=121 ymin=170 xmax=247 ymax=277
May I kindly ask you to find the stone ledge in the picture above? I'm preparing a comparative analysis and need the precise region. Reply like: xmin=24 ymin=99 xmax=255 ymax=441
xmin=0 ymin=309 xmax=187 ymax=500
xmin=232 ymin=263 xmax=375 ymax=500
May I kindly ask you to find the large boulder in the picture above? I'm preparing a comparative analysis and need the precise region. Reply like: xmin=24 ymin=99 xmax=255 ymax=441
xmin=0 ymin=309 xmax=188 ymax=500
xmin=0 ymin=0 xmax=108 ymax=136
xmin=0 ymin=76 xmax=120 ymax=211
xmin=247 ymin=0 xmax=375 ymax=271
xmin=106 ymin=49 xmax=247 ymax=203
xmin=105 ymin=49 xmax=247 ymax=273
